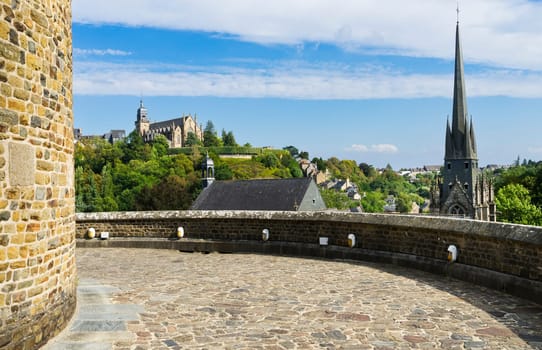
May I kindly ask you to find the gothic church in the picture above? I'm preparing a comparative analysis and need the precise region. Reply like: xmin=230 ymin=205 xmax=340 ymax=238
xmin=431 ymin=20 xmax=496 ymax=222
xmin=135 ymin=100 xmax=204 ymax=148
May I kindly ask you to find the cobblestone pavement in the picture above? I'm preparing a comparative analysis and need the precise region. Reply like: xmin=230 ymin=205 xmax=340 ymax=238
xmin=47 ymin=248 xmax=542 ymax=350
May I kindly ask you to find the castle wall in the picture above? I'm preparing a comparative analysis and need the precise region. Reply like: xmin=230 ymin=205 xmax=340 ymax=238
xmin=76 ymin=211 xmax=542 ymax=303
xmin=0 ymin=1 xmax=76 ymax=349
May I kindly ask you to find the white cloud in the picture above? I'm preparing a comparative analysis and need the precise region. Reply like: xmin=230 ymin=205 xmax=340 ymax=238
xmin=72 ymin=0 xmax=542 ymax=70
xmin=73 ymin=61 xmax=542 ymax=99
xmin=74 ymin=48 xmax=132 ymax=57
xmin=346 ymin=144 xmax=399 ymax=154
xmin=347 ymin=144 xmax=369 ymax=152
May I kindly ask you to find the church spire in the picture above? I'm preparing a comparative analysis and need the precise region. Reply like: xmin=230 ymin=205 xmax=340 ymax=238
xmin=445 ymin=20 xmax=477 ymax=160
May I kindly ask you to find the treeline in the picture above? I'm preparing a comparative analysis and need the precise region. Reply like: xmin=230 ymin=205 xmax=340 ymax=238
xmin=313 ymin=157 xmax=431 ymax=213
xmin=75 ymin=127 xmax=304 ymax=212
xmin=494 ymin=159 xmax=542 ymax=225
xmin=75 ymin=124 xmax=542 ymax=226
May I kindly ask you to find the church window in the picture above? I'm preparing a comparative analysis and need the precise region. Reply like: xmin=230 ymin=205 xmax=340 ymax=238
xmin=447 ymin=163 xmax=451 ymax=170
xmin=464 ymin=183 xmax=469 ymax=190
xmin=448 ymin=183 xmax=453 ymax=189
xmin=449 ymin=205 xmax=465 ymax=216
xmin=464 ymin=162 xmax=469 ymax=169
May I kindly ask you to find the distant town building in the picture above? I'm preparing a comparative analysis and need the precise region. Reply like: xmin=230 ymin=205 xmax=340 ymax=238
xmin=135 ymin=100 xmax=203 ymax=148
xmin=423 ymin=165 xmax=441 ymax=172
xmin=298 ymin=158 xmax=329 ymax=184
xmin=74 ymin=128 xmax=126 ymax=144
xmin=103 ymin=130 xmax=126 ymax=143
xmin=431 ymin=20 xmax=496 ymax=222
xmin=191 ymin=177 xmax=327 ymax=211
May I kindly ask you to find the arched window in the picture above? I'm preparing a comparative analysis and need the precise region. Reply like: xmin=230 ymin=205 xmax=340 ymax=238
xmin=207 ymin=166 xmax=214 ymax=178
xmin=449 ymin=205 xmax=465 ymax=216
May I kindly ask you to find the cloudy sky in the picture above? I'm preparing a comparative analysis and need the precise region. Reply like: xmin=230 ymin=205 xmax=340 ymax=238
xmin=72 ymin=0 xmax=542 ymax=168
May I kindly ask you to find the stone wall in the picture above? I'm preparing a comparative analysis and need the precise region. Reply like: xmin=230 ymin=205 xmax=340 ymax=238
xmin=0 ymin=1 xmax=75 ymax=349
xmin=76 ymin=211 xmax=542 ymax=302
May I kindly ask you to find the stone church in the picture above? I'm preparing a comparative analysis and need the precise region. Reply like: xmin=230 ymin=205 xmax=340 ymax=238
xmin=135 ymin=100 xmax=204 ymax=148
xmin=431 ymin=21 xmax=496 ymax=222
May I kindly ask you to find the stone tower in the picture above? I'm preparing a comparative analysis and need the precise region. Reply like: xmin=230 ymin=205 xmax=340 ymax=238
xmin=0 ymin=0 xmax=77 ymax=349
xmin=436 ymin=21 xmax=496 ymax=221
xmin=135 ymin=99 xmax=150 ymax=136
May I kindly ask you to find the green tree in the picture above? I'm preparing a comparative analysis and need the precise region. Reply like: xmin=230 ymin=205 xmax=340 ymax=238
xmin=283 ymin=145 xmax=299 ymax=158
xmin=257 ymin=152 xmax=280 ymax=168
xmin=311 ymin=157 xmax=327 ymax=172
xmin=215 ymin=163 xmax=234 ymax=180
xmin=221 ymin=129 xmax=238 ymax=147
xmin=185 ymin=132 xmax=202 ymax=147
xmin=299 ymin=151 xmax=309 ymax=160
xmin=136 ymin=174 xmax=196 ymax=210
xmin=99 ymin=164 xmax=118 ymax=211
xmin=395 ymin=192 xmax=423 ymax=213
xmin=495 ymin=183 xmax=542 ymax=226
xmin=320 ymin=189 xmax=358 ymax=210
xmin=151 ymin=134 xmax=169 ymax=158
xmin=120 ymin=130 xmax=152 ymax=162
xmin=360 ymin=191 xmax=385 ymax=213
xmin=203 ymin=121 xmax=221 ymax=147
xmin=395 ymin=192 xmax=412 ymax=213
xmin=359 ymin=162 xmax=377 ymax=178
xmin=287 ymin=159 xmax=303 ymax=178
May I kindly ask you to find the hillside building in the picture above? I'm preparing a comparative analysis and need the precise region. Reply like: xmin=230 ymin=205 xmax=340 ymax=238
xmin=192 ymin=177 xmax=327 ymax=211
xmin=431 ymin=21 xmax=496 ymax=221
xmin=135 ymin=100 xmax=204 ymax=148
xmin=74 ymin=128 xmax=126 ymax=144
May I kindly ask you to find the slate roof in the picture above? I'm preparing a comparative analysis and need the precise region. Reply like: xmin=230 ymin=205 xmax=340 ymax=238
xmin=148 ymin=118 xmax=185 ymax=132
xmin=191 ymin=178 xmax=318 ymax=211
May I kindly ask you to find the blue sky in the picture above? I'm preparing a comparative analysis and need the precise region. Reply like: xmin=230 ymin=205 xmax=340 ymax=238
xmin=72 ymin=0 xmax=542 ymax=169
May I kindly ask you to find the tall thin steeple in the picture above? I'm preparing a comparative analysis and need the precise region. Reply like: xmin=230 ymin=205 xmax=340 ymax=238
xmin=435 ymin=8 xmax=495 ymax=221
xmin=445 ymin=19 xmax=477 ymax=160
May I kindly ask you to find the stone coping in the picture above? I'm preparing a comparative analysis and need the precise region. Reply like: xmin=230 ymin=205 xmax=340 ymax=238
xmin=76 ymin=210 xmax=542 ymax=245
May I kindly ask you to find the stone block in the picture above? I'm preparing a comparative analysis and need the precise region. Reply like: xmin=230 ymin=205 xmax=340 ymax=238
xmin=0 ymin=211 xmax=9 ymax=221
xmin=13 ymin=88 xmax=29 ymax=101
xmin=0 ymin=108 xmax=18 ymax=126
xmin=8 ymin=246 xmax=18 ymax=259
xmin=10 ymin=260 xmax=26 ymax=269
xmin=7 ymin=99 xmax=25 ymax=113
xmin=0 ymin=41 xmax=19 ymax=61
xmin=26 ymin=53 xmax=41 ymax=71
xmin=9 ymin=142 xmax=35 ymax=186
xmin=36 ymin=159 xmax=53 ymax=171
xmin=28 ymin=286 xmax=42 ymax=298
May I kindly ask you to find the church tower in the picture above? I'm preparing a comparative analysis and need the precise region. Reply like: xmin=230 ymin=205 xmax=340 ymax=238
xmin=437 ymin=19 xmax=496 ymax=221
xmin=135 ymin=99 xmax=150 ymax=136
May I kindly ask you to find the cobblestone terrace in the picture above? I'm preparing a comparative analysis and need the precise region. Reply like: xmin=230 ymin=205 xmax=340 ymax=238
xmin=46 ymin=248 xmax=542 ymax=350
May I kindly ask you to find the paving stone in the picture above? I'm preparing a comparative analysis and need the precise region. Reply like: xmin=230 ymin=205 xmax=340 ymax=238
xmin=45 ymin=248 xmax=542 ymax=350
xmin=70 ymin=320 xmax=126 ymax=332
xmin=45 ymin=342 xmax=112 ymax=350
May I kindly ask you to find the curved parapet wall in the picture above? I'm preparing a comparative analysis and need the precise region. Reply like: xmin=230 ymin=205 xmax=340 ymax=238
xmin=0 ymin=1 xmax=75 ymax=349
xmin=76 ymin=211 xmax=542 ymax=303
